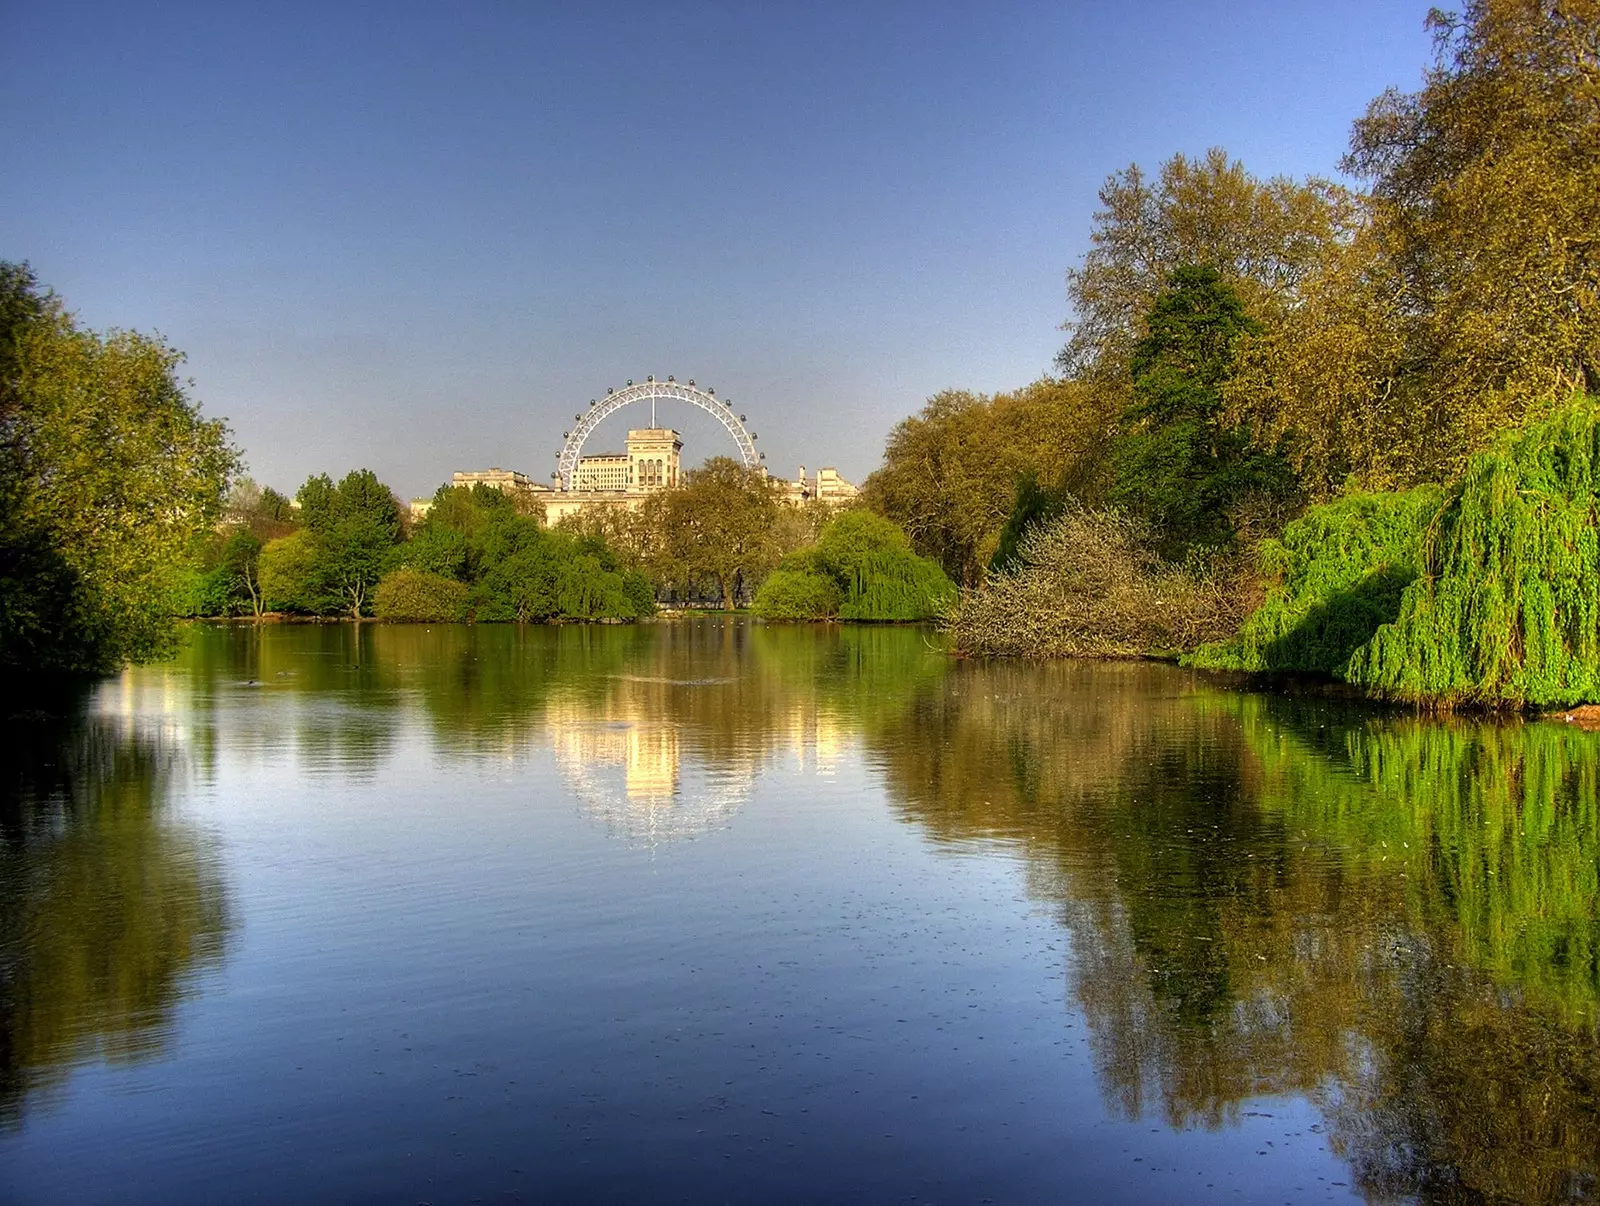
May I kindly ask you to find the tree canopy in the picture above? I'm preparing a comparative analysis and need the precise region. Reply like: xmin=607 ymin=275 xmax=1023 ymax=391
xmin=860 ymin=378 xmax=1113 ymax=585
xmin=0 ymin=264 xmax=236 ymax=674
xmin=1107 ymin=266 xmax=1296 ymax=557
xmin=1227 ymin=0 xmax=1600 ymax=493
xmin=649 ymin=457 xmax=786 ymax=609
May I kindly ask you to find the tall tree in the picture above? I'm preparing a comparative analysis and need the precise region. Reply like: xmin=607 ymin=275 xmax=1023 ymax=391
xmin=653 ymin=457 xmax=784 ymax=609
xmin=861 ymin=378 xmax=1112 ymax=585
xmin=0 ymin=265 xmax=235 ymax=672
xmin=1229 ymin=0 xmax=1600 ymax=492
xmin=297 ymin=469 xmax=403 ymax=618
xmin=1059 ymin=149 xmax=1360 ymax=389
xmin=1108 ymin=266 xmax=1296 ymax=558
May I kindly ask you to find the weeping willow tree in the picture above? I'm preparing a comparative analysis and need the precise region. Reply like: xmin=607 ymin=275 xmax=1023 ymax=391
xmin=1187 ymin=486 xmax=1444 ymax=676
xmin=1348 ymin=395 xmax=1600 ymax=707
xmin=752 ymin=510 xmax=954 ymax=622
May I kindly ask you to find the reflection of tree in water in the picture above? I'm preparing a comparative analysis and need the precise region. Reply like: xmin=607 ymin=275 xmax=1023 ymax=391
xmin=163 ymin=621 xmax=402 ymax=779
xmin=0 ymin=704 xmax=232 ymax=1126
xmin=358 ymin=620 xmax=946 ymax=843
xmin=872 ymin=661 xmax=1599 ymax=1202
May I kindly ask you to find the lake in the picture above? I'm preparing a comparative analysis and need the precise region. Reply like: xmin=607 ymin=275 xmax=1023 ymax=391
xmin=2 ymin=620 xmax=1596 ymax=1204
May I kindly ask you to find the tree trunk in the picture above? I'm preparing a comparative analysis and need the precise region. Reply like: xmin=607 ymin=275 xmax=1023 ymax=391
xmin=720 ymin=574 xmax=734 ymax=611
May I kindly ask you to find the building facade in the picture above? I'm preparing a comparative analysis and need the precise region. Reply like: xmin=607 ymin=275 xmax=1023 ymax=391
xmin=573 ymin=453 xmax=630 ymax=492
xmin=442 ymin=430 xmax=855 ymax=526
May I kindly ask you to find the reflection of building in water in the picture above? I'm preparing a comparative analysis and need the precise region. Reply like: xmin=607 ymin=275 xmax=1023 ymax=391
xmin=782 ymin=707 xmax=846 ymax=776
xmin=544 ymin=664 xmax=854 ymax=845
xmin=547 ymin=694 xmax=753 ymax=846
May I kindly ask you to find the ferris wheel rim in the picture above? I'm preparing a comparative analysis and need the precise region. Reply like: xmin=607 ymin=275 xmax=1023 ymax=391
xmin=554 ymin=379 xmax=759 ymax=490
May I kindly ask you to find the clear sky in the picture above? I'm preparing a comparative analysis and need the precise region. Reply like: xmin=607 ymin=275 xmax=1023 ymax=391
xmin=2 ymin=1 xmax=1437 ymax=499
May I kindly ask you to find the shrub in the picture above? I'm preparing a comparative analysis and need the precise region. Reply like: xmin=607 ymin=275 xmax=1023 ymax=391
xmin=753 ymin=567 xmax=843 ymax=620
xmin=374 ymin=569 xmax=469 ymax=623
xmin=555 ymin=555 xmax=639 ymax=620
xmin=837 ymin=549 xmax=954 ymax=621
xmin=945 ymin=505 xmax=1244 ymax=657
xmin=1186 ymin=486 xmax=1444 ymax=676
xmin=258 ymin=530 xmax=321 ymax=613
xmin=171 ymin=563 xmax=235 ymax=618
xmin=1347 ymin=396 xmax=1600 ymax=708
xmin=622 ymin=570 xmax=657 ymax=617
xmin=754 ymin=511 xmax=953 ymax=622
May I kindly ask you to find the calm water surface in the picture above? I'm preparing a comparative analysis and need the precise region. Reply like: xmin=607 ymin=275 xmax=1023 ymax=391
xmin=1 ymin=620 xmax=1596 ymax=1204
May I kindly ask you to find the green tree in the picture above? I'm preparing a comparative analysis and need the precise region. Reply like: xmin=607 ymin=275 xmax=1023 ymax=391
xmin=258 ymin=530 xmax=320 ymax=613
xmin=989 ymin=471 xmax=1068 ymax=574
xmin=373 ymin=568 xmax=469 ymax=622
xmin=753 ymin=510 xmax=954 ymax=621
xmin=1107 ymin=266 xmax=1297 ymax=557
xmin=297 ymin=469 xmax=403 ymax=618
xmin=220 ymin=528 xmax=266 ymax=616
xmin=654 ymin=457 xmax=785 ymax=609
xmin=1059 ymin=149 xmax=1360 ymax=388
xmin=0 ymin=264 xmax=236 ymax=673
xmin=861 ymin=378 xmax=1112 ymax=585
xmin=1228 ymin=1 xmax=1600 ymax=492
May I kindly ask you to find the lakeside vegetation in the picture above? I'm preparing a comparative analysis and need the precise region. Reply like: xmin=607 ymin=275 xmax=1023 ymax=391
xmin=861 ymin=2 xmax=1600 ymax=709
xmin=5 ymin=1 xmax=1598 ymax=712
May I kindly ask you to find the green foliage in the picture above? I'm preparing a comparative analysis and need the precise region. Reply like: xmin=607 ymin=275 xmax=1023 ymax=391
xmin=650 ymin=457 xmax=785 ymax=609
xmin=1187 ymin=486 xmax=1444 ymax=675
xmin=1201 ymin=397 xmax=1600 ymax=707
xmin=1347 ymin=395 xmax=1600 ymax=707
xmin=1107 ymin=266 xmax=1296 ymax=557
xmin=756 ymin=511 xmax=954 ymax=622
xmin=258 ymin=530 xmax=321 ymax=614
xmin=619 ymin=568 xmax=657 ymax=616
xmin=0 ymin=263 xmax=236 ymax=674
xmin=468 ymin=509 xmax=648 ymax=623
xmin=1228 ymin=2 xmax=1600 ymax=492
xmin=170 ymin=564 xmax=231 ymax=620
xmin=400 ymin=522 xmax=470 ymax=580
xmin=374 ymin=569 xmax=469 ymax=623
xmin=861 ymin=379 xmax=1115 ymax=585
xmin=989 ymin=471 xmax=1067 ymax=574
xmin=752 ymin=567 xmax=843 ymax=620
xmin=1059 ymin=147 xmax=1360 ymax=385
xmin=297 ymin=470 xmax=403 ymax=618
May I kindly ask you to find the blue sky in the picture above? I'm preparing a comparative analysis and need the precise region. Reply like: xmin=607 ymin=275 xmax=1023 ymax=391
xmin=2 ymin=1 xmax=1436 ymax=498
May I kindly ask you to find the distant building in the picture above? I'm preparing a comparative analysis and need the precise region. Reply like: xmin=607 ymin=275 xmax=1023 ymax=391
xmin=573 ymin=452 xmax=629 ymax=492
xmin=545 ymin=428 xmax=687 ymax=523
xmin=778 ymin=464 xmax=860 ymax=505
xmin=621 ymin=428 xmax=683 ymax=492
xmin=813 ymin=467 xmax=858 ymax=503
xmin=441 ymin=433 xmax=856 ymax=527
xmin=451 ymin=467 xmax=550 ymax=494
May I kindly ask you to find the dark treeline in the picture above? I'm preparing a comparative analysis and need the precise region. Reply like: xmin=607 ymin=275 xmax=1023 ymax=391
xmin=863 ymin=2 xmax=1600 ymax=707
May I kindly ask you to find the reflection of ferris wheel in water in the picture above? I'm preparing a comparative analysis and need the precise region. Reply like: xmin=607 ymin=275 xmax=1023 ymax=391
xmin=549 ymin=717 xmax=753 ymax=848
xmin=552 ymin=376 xmax=764 ymax=490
